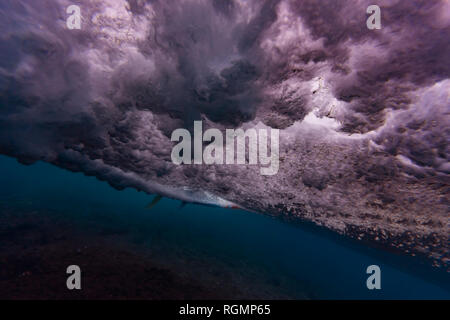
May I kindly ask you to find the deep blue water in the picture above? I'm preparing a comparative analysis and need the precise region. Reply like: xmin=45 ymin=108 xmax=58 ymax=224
xmin=0 ymin=154 xmax=448 ymax=299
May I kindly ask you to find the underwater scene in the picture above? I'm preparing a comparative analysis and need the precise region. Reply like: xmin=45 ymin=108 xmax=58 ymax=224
xmin=0 ymin=0 xmax=449 ymax=302
xmin=0 ymin=155 xmax=448 ymax=299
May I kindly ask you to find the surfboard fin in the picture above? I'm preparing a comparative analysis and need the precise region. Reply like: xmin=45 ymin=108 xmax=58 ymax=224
xmin=145 ymin=195 xmax=163 ymax=209
xmin=179 ymin=201 xmax=188 ymax=209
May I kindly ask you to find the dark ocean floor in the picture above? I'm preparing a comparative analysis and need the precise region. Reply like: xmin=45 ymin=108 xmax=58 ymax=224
xmin=0 ymin=207 xmax=299 ymax=299
xmin=0 ymin=155 xmax=448 ymax=299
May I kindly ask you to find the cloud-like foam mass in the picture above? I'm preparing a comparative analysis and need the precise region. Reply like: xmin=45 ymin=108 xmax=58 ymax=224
xmin=0 ymin=0 xmax=448 ymax=268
